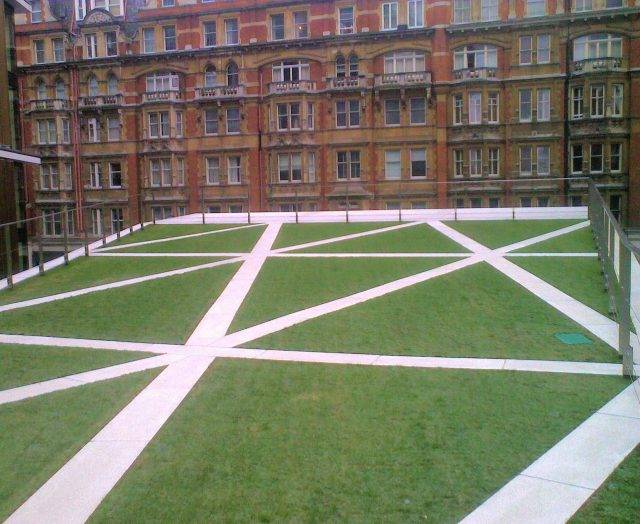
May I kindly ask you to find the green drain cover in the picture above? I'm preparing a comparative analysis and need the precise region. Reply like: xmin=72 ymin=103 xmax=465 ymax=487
xmin=555 ymin=333 xmax=593 ymax=345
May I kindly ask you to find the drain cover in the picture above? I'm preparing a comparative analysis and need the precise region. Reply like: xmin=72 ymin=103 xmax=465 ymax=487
xmin=555 ymin=333 xmax=593 ymax=345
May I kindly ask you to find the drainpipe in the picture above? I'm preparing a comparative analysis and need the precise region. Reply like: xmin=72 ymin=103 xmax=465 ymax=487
xmin=257 ymin=68 xmax=264 ymax=211
xmin=562 ymin=0 xmax=571 ymax=205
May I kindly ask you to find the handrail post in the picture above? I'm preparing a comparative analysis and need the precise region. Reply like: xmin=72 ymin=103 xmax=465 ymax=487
xmin=295 ymin=186 xmax=299 ymax=224
xmin=345 ymin=181 xmax=350 ymax=223
xmin=201 ymin=184 xmax=205 ymax=225
xmin=101 ymin=204 xmax=107 ymax=246
xmin=62 ymin=205 xmax=69 ymax=266
xmin=4 ymin=226 xmax=13 ymax=289
xmin=619 ymin=245 xmax=633 ymax=377
xmin=38 ymin=232 xmax=44 ymax=276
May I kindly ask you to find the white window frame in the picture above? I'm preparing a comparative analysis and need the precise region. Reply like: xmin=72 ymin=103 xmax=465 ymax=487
xmin=384 ymin=149 xmax=402 ymax=180
xmin=536 ymin=88 xmax=550 ymax=122
xmin=408 ymin=0 xmax=424 ymax=28
xmin=382 ymin=2 xmax=399 ymax=31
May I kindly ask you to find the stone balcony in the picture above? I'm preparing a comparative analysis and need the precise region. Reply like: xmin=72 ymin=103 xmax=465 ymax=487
xmin=327 ymin=76 xmax=368 ymax=90
xmin=27 ymin=99 xmax=70 ymax=113
xmin=142 ymin=90 xmax=183 ymax=104
xmin=374 ymin=71 xmax=431 ymax=89
xmin=453 ymin=67 xmax=499 ymax=81
xmin=570 ymin=57 xmax=624 ymax=75
xmin=268 ymin=80 xmax=316 ymax=95
xmin=195 ymin=85 xmax=246 ymax=101
xmin=79 ymin=94 xmax=123 ymax=109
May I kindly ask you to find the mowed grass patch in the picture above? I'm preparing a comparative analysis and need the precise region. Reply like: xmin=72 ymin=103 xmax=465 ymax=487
xmin=511 ymin=257 xmax=610 ymax=317
xmin=230 ymin=257 xmax=455 ymax=332
xmin=571 ymin=444 xmax=640 ymax=523
xmin=514 ymin=226 xmax=596 ymax=253
xmin=105 ymin=224 xmax=243 ymax=247
xmin=92 ymin=360 xmax=627 ymax=522
xmin=0 ymin=344 xmax=153 ymax=390
xmin=0 ymin=256 xmax=222 ymax=306
xmin=0 ymin=263 xmax=241 ymax=343
xmin=274 ymin=222 xmax=401 ymax=249
xmin=445 ymin=220 xmax=583 ymax=249
xmin=247 ymin=263 xmax=618 ymax=362
xmin=0 ymin=368 xmax=161 ymax=520
xmin=296 ymin=223 xmax=468 ymax=253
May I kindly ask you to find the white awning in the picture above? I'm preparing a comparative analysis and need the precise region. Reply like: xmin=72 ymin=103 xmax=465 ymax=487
xmin=0 ymin=147 xmax=41 ymax=165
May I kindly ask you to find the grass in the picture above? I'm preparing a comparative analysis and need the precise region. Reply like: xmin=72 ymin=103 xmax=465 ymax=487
xmin=105 ymin=224 xmax=243 ymax=247
xmin=512 ymin=257 xmax=610 ymax=317
xmin=274 ymin=222 xmax=401 ymax=249
xmin=0 ymin=256 xmax=222 ymax=306
xmin=111 ymin=225 xmax=266 ymax=253
xmin=296 ymin=223 xmax=469 ymax=253
xmin=445 ymin=220 xmax=582 ymax=249
xmin=514 ymin=226 xmax=597 ymax=253
xmin=0 ymin=368 xmax=161 ymax=520
xmin=0 ymin=263 xmax=240 ymax=343
xmin=91 ymin=360 xmax=627 ymax=522
xmin=571 ymin=444 xmax=640 ymax=523
xmin=247 ymin=263 xmax=619 ymax=362
xmin=230 ymin=257 xmax=455 ymax=332
xmin=0 ymin=344 xmax=153 ymax=390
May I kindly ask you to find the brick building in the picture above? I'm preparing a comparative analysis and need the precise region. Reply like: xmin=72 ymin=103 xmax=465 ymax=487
xmin=13 ymin=0 xmax=640 ymax=254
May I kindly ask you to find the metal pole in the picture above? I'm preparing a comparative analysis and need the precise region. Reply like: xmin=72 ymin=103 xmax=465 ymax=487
xmin=38 ymin=233 xmax=44 ymax=276
xmin=83 ymin=221 xmax=89 ymax=257
xmin=62 ymin=205 xmax=69 ymax=266
xmin=129 ymin=202 xmax=134 ymax=234
xmin=4 ymin=226 xmax=13 ymax=289
xmin=101 ymin=205 xmax=107 ymax=246
xmin=619 ymin=245 xmax=633 ymax=377
xmin=345 ymin=181 xmax=350 ymax=223
xmin=398 ymin=182 xmax=402 ymax=222
xmin=295 ymin=186 xmax=299 ymax=224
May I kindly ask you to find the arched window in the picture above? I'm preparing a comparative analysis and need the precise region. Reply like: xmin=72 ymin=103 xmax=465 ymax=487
xmin=573 ymin=34 xmax=622 ymax=61
xmin=349 ymin=54 xmax=359 ymax=77
xmin=87 ymin=75 xmax=99 ymax=96
xmin=336 ymin=54 xmax=346 ymax=77
xmin=55 ymin=79 xmax=67 ymax=99
xmin=384 ymin=51 xmax=425 ymax=74
xmin=453 ymin=45 xmax=497 ymax=70
xmin=226 ymin=62 xmax=239 ymax=87
xmin=35 ymin=79 xmax=47 ymax=100
xmin=107 ymin=74 xmax=119 ymax=95
xmin=204 ymin=66 xmax=217 ymax=88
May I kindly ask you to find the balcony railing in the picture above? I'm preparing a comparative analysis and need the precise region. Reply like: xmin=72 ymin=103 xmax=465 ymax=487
xmin=328 ymin=76 xmax=368 ymax=90
xmin=374 ymin=71 xmax=432 ymax=88
xmin=268 ymin=80 xmax=316 ymax=95
xmin=28 ymin=99 xmax=70 ymax=112
xmin=195 ymin=85 xmax=246 ymax=100
xmin=79 ymin=94 xmax=123 ymax=108
xmin=453 ymin=67 xmax=498 ymax=81
xmin=570 ymin=57 xmax=623 ymax=74
xmin=142 ymin=90 xmax=182 ymax=103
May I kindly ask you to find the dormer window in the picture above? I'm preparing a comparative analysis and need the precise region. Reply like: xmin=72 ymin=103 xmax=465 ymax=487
xmin=453 ymin=45 xmax=497 ymax=70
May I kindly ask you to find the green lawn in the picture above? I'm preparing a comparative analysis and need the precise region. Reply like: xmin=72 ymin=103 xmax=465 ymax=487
xmin=0 ymin=256 xmax=222 ymax=306
xmin=571 ymin=444 xmax=640 ymax=523
xmin=512 ymin=257 xmax=610 ymax=317
xmin=91 ymin=360 xmax=627 ymax=522
xmin=0 ymin=368 xmax=161 ymax=520
xmin=274 ymin=222 xmax=399 ymax=249
xmin=0 ymin=344 xmax=153 ymax=390
xmin=0 ymin=264 xmax=240 ymax=343
xmin=295 ymin=223 xmax=468 ymax=253
xmin=111 ymin=226 xmax=266 ymax=254
xmin=105 ymin=224 xmax=243 ymax=247
xmin=514 ymin=227 xmax=597 ymax=253
xmin=445 ymin=220 xmax=582 ymax=249
xmin=246 ymin=263 xmax=619 ymax=362
xmin=230 ymin=257 xmax=454 ymax=332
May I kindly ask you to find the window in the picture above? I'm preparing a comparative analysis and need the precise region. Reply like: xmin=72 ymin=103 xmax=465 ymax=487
xmin=37 ymin=119 xmax=56 ymax=144
xmin=537 ymin=145 xmax=550 ymax=175
xmin=206 ymin=157 xmax=220 ymax=184
xmin=226 ymin=62 xmax=239 ymax=87
xmin=408 ymin=0 xmax=424 ymax=27
xmin=32 ymin=0 xmax=42 ymax=22
xmin=55 ymin=79 xmax=67 ymax=100
xmin=410 ymin=98 xmax=426 ymax=124
xmin=573 ymin=34 xmax=622 ymax=61
xmin=526 ymin=0 xmax=545 ymax=17
xmin=53 ymin=38 xmax=65 ymax=62
xmin=307 ymin=102 xmax=314 ymax=130
xmin=385 ymin=150 xmax=401 ymax=179
xmin=454 ymin=149 xmax=464 ymax=177
xmin=204 ymin=21 xmax=216 ymax=47
xmin=62 ymin=118 xmax=70 ymax=143
xmin=349 ymin=54 xmax=359 ymax=77
xmin=176 ymin=158 xmax=185 ymax=186
xmin=590 ymin=84 xmax=604 ymax=117
xmin=89 ymin=162 xmax=101 ymax=188
xmin=277 ymin=103 xmax=300 ymax=130
xmin=109 ymin=162 xmax=122 ymax=188
xmin=410 ymin=149 xmax=427 ymax=178
xmin=163 ymin=26 xmax=177 ymax=51
xmin=146 ymin=72 xmax=179 ymax=92
xmin=590 ymin=143 xmax=603 ymax=173
xmin=610 ymin=143 xmax=621 ymax=172
xmin=572 ymin=86 xmax=584 ymax=119
xmin=537 ymin=35 xmax=550 ymax=63
xmin=382 ymin=2 xmax=398 ymax=30
xmin=469 ymin=148 xmax=482 ymax=177
xmin=204 ymin=67 xmax=217 ymax=88
xmin=519 ymin=89 xmax=532 ymax=122
xmin=574 ymin=0 xmax=592 ymax=10
xmin=205 ymin=108 xmax=218 ymax=134
xmin=469 ymin=92 xmax=482 ymax=124
xmin=453 ymin=45 xmax=497 ymax=70
xmin=40 ymin=164 xmax=59 ymax=190
xmin=227 ymin=108 xmax=240 ymax=133
xmin=85 ymin=34 xmax=98 ymax=58
xmin=87 ymin=117 xmax=99 ymax=142
xmin=107 ymin=117 xmax=120 ymax=141
xmin=111 ymin=208 xmax=124 ymax=234
xmin=108 ymin=0 xmax=122 ymax=16
xmin=87 ymin=75 xmax=99 ymax=97
xmin=162 ymin=0 xmax=174 ymax=6
xmin=488 ymin=148 xmax=499 ymax=176
xmin=294 ymin=11 xmax=308 ymax=38
xmin=336 ymin=151 xmax=361 ymax=180
xmin=453 ymin=94 xmax=463 ymax=125
xmin=148 ymin=112 xmax=170 ymax=138
xmin=481 ymin=0 xmax=498 ymax=20
xmin=272 ymin=60 xmax=310 ymax=82
xmin=76 ymin=0 xmax=86 ymax=20
xmin=520 ymin=36 xmax=533 ymax=65
xmin=34 ymin=40 xmax=45 ymax=63
xmin=228 ymin=156 xmax=241 ymax=184
xmin=308 ymin=151 xmax=316 ymax=182
xmin=175 ymin=111 xmax=183 ymax=137
xmin=270 ymin=14 xmax=285 ymax=40
xmin=453 ymin=0 xmax=471 ymax=23
xmin=143 ymin=28 xmax=155 ymax=53
xmin=225 ymin=19 xmax=239 ymax=45
xmin=43 ymin=209 xmax=63 ymax=236
xmin=572 ymin=144 xmax=583 ymax=173
xmin=384 ymin=51 xmax=425 ymax=73
xmin=152 ymin=207 xmax=173 ymax=221
xmin=537 ymin=88 xmax=550 ymax=121
xmin=105 ymin=31 xmax=117 ymax=56
xmin=91 ymin=208 xmax=103 ymax=236
xmin=107 ymin=75 xmax=118 ymax=95
xmin=612 ymin=84 xmax=623 ymax=117
xmin=278 ymin=153 xmax=303 ymax=183
xmin=385 ymin=99 xmax=401 ymax=125
xmin=150 ymin=158 xmax=172 ymax=186
xmin=339 ymin=6 xmax=355 ymax=34
xmin=521 ymin=197 xmax=532 ymax=208
xmin=520 ymin=146 xmax=532 ymax=175
xmin=488 ymin=92 xmax=499 ymax=123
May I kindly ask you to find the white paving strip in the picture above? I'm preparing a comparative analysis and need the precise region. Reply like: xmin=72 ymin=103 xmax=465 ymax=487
xmin=498 ymin=221 xmax=590 ymax=253
xmin=505 ymin=253 xmax=598 ymax=258
xmin=91 ymin=252 xmax=248 ymax=258
xmin=427 ymin=221 xmax=491 ymax=253
xmin=461 ymin=379 xmax=640 ymax=524
xmin=270 ymin=252 xmax=471 ymax=258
